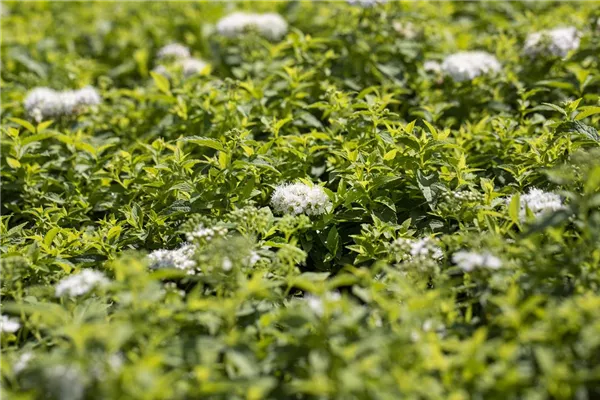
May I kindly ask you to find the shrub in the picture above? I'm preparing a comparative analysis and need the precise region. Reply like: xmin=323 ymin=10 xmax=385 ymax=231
xmin=1 ymin=1 xmax=600 ymax=399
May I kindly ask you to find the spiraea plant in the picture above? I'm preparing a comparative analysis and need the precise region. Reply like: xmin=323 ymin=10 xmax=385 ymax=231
xmin=1 ymin=1 xmax=600 ymax=399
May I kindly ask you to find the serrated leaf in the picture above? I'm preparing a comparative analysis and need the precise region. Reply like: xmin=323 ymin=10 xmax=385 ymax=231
xmin=539 ymin=102 xmax=568 ymax=116
xmin=21 ymin=132 xmax=55 ymax=146
xmin=178 ymin=136 xmax=225 ymax=151
xmin=416 ymin=170 xmax=443 ymax=209
xmin=556 ymin=121 xmax=599 ymax=142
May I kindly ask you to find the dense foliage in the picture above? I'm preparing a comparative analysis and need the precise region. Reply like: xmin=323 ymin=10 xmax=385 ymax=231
xmin=2 ymin=1 xmax=600 ymax=399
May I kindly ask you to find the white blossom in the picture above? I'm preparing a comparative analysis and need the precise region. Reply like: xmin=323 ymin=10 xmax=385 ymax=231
xmin=452 ymin=251 xmax=502 ymax=272
xmin=55 ymin=270 xmax=109 ymax=297
xmin=511 ymin=188 xmax=564 ymax=220
xmin=45 ymin=365 xmax=85 ymax=400
xmin=347 ymin=0 xmax=387 ymax=6
xmin=423 ymin=60 xmax=442 ymax=74
xmin=24 ymin=86 xmax=102 ymax=121
xmin=216 ymin=12 xmax=288 ymax=40
xmin=186 ymin=224 xmax=228 ymax=242
xmin=148 ymin=244 xmax=197 ymax=273
xmin=152 ymin=65 xmax=170 ymax=78
xmin=392 ymin=237 xmax=443 ymax=262
xmin=108 ymin=353 xmax=124 ymax=372
xmin=441 ymin=51 xmax=501 ymax=82
xmin=180 ymin=58 xmax=208 ymax=77
xmin=13 ymin=352 xmax=33 ymax=374
xmin=270 ymin=183 xmax=331 ymax=216
xmin=0 ymin=314 xmax=21 ymax=333
xmin=305 ymin=294 xmax=324 ymax=316
xmin=59 ymin=91 xmax=80 ymax=115
xmin=157 ymin=43 xmax=190 ymax=60
xmin=24 ymin=87 xmax=63 ymax=121
xmin=222 ymin=257 xmax=233 ymax=271
xmin=247 ymin=251 xmax=261 ymax=266
xmin=393 ymin=21 xmax=418 ymax=39
xmin=523 ymin=27 xmax=580 ymax=58
xmin=74 ymin=86 xmax=102 ymax=107
xmin=304 ymin=292 xmax=341 ymax=317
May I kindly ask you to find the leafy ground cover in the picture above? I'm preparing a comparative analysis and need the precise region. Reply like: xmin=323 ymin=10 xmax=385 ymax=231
xmin=1 ymin=1 xmax=600 ymax=399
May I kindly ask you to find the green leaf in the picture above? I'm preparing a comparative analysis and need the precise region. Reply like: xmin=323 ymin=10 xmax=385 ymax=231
xmin=525 ymin=209 xmax=571 ymax=236
xmin=107 ymin=226 xmax=122 ymax=241
xmin=21 ymin=132 xmax=55 ymax=146
xmin=422 ymin=120 xmax=438 ymax=137
xmin=178 ymin=136 xmax=225 ymax=151
xmin=383 ymin=149 xmax=397 ymax=160
xmin=6 ymin=157 xmax=21 ymax=168
xmin=44 ymin=227 xmax=60 ymax=246
xmin=9 ymin=117 xmax=36 ymax=134
xmin=556 ymin=121 xmax=600 ymax=142
xmin=325 ymin=227 xmax=340 ymax=255
xmin=539 ymin=102 xmax=568 ymax=117
xmin=575 ymin=106 xmax=600 ymax=121
xmin=404 ymin=120 xmax=416 ymax=134
xmin=416 ymin=170 xmax=444 ymax=209
xmin=36 ymin=120 xmax=54 ymax=132
xmin=508 ymin=194 xmax=521 ymax=224
xmin=150 ymin=71 xmax=171 ymax=95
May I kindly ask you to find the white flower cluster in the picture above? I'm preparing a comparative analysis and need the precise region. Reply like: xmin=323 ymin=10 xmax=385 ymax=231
xmin=392 ymin=21 xmax=418 ymax=39
xmin=247 ymin=251 xmax=261 ymax=266
xmin=55 ymin=270 xmax=109 ymax=297
xmin=13 ymin=352 xmax=33 ymax=374
xmin=152 ymin=65 xmax=170 ymax=78
xmin=216 ymin=12 xmax=288 ymax=40
xmin=154 ymin=43 xmax=208 ymax=78
xmin=304 ymin=292 xmax=341 ymax=317
xmin=347 ymin=0 xmax=387 ymax=7
xmin=222 ymin=257 xmax=233 ymax=271
xmin=185 ymin=224 xmax=228 ymax=242
xmin=441 ymin=51 xmax=502 ymax=82
xmin=180 ymin=58 xmax=209 ymax=77
xmin=24 ymin=86 xmax=101 ymax=122
xmin=157 ymin=43 xmax=191 ymax=60
xmin=523 ymin=27 xmax=580 ymax=58
xmin=512 ymin=188 xmax=564 ymax=220
xmin=270 ymin=183 xmax=331 ymax=216
xmin=0 ymin=314 xmax=21 ymax=333
xmin=45 ymin=365 xmax=85 ymax=400
xmin=391 ymin=237 xmax=443 ymax=262
xmin=423 ymin=60 xmax=442 ymax=74
xmin=452 ymin=251 xmax=502 ymax=272
xmin=445 ymin=191 xmax=483 ymax=202
xmin=148 ymin=244 xmax=197 ymax=274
